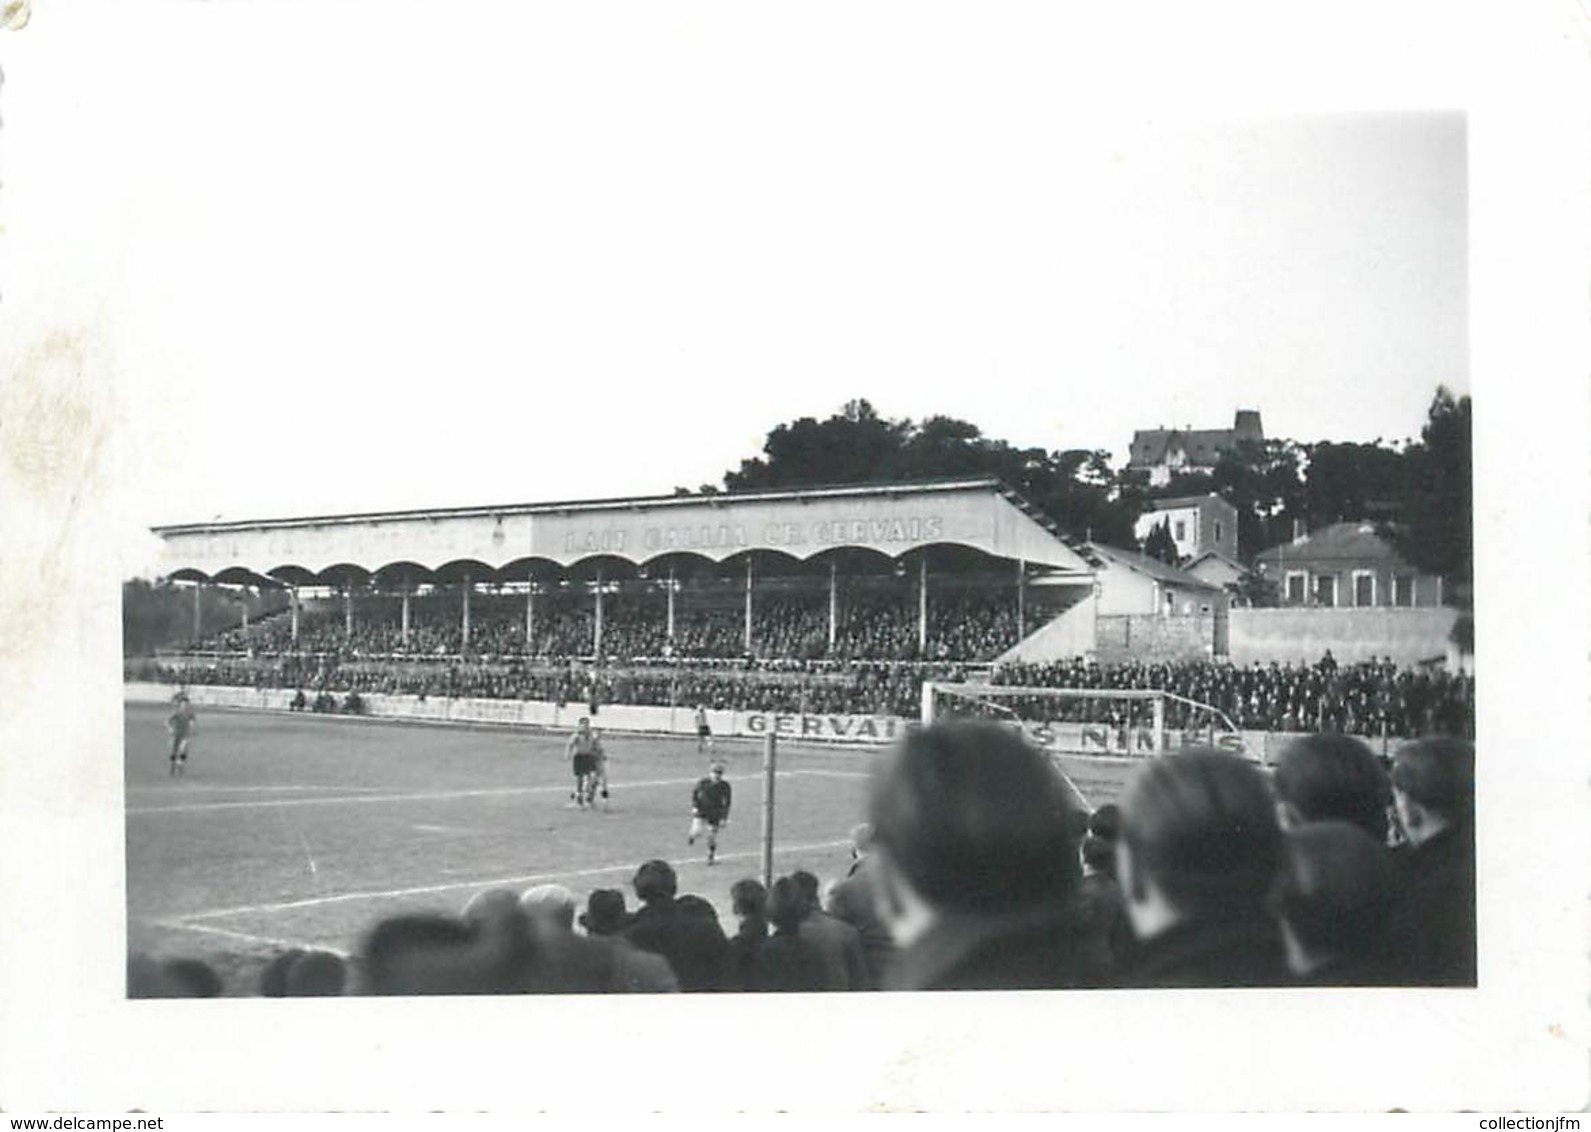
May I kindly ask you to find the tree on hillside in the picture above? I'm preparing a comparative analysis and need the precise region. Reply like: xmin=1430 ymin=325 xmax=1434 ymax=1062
xmin=1382 ymin=387 xmax=1472 ymax=601
xmin=1143 ymin=518 xmax=1179 ymax=565
xmin=1301 ymin=440 xmax=1409 ymax=527
xmin=725 ymin=398 xmax=911 ymax=490
xmin=720 ymin=400 xmax=1141 ymax=545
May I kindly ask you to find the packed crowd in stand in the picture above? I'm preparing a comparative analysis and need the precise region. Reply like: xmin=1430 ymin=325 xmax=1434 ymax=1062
xmin=194 ymin=584 xmax=1055 ymax=665
xmin=129 ymin=725 xmax=1477 ymax=995
xmin=985 ymin=654 xmax=1473 ymax=737
xmin=128 ymin=647 xmax=1474 ymax=740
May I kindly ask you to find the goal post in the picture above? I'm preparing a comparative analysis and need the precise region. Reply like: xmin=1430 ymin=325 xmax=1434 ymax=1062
xmin=921 ymin=681 xmax=1251 ymax=762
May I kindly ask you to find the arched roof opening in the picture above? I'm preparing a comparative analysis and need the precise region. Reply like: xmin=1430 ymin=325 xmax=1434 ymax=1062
xmin=210 ymin=566 xmax=277 ymax=587
xmin=372 ymin=561 xmax=437 ymax=589
xmin=564 ymin=555 xmax=643 ymax=583
xmin=432 ymin=559 xmax=498 ymax=585
xmin=265 ymin=564 xmax=319 ymax=587
xmin=497 ymin=556 xmax=565 ymax=584
xmin=315 ymin=563 xmax=374 ymax=588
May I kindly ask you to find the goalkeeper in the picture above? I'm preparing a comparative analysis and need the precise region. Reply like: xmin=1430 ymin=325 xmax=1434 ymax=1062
xmin=688 ymin=762 xmax=732 ymax=865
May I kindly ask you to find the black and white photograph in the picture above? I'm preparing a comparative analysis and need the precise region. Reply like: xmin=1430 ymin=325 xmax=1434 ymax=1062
xmin=0 ymin=0 xmax=1587 ymax=1115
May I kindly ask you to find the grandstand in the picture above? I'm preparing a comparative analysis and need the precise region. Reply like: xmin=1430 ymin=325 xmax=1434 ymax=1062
xmin=151 ymin=477 xmax=1096 ymax=663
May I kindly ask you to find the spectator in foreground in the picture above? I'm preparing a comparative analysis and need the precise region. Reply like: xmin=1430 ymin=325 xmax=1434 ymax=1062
xmin=622 ymin=859 xmax=729 ymax=991
xmin=1382 ymin=738 xmax=1477 ymax=986
xmin=1115 ymin=749 xmax=1288 ymax=987
xmin=259 ymin=948 xmax=306 ymax=997
xmin=162 ymin=958 xmax=223 ymax=998
xmin=1076 ymin=833 xmax=1132 ymax=974
xmin=824 ymin=823 xmax=894 ymax=989
xmin=360 ymin=914 xmax=523 ymax=995
xmin=128 ymin=954 xmax=222 ymax=998
xmin=1087 ymin=803 xmax=1122 ymax=847
xmin=866 ymin=720 xmax=1104 ymax=990
xmin=284 ymin=949 xmax=348 ymax=996
xmin=791 ymin=869 xmax=868 ymax=990
xmin=757 ymin=876 xmax=828 ymax=992
xmin=724 ymin=878 xmax=771 ymax=991
xmin=578 ymin=889 xmax=679 ymax=993
xmin=1273 ymin=822 xmax=1398 ymax=985
xmin=1273 ymin=733 xmax=1393 ymax=843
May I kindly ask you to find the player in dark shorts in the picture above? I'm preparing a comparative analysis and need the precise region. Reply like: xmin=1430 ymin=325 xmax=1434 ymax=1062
xmin=590 ymin=727 xmax=611 ymax=808
xmin=168 ymin=693 xmax=196 ymax=777
xmin=688 ymin=762 xmax=733 ymax=864
xmin=567 ymin=717 xmax=602 ymax=809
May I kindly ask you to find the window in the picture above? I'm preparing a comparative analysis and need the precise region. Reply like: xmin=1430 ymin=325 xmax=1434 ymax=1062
xmin=1393 ymin=574 xmax=1414 ymax=607
xmin=1353 ymin=571 xmax=1376 ymax=607
xmin=1315 ymin=574 xmax=1337 ymax=608
xmin=1285 ymin=571 xmax=1307 ymax=604
xmin=1214 ymin=519 xmax=1223 ymax=544
xmin=1174 ymin=520 xmax=1187 ymax=541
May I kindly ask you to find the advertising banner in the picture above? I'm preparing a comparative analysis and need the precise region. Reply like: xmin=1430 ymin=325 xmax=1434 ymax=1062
xmin=124 ymin=684 xmax=1422 ymax=763
xmin=734 ymin=711 xmax=908 ymax=744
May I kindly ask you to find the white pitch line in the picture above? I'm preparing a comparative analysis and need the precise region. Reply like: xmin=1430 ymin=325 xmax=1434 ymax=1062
xmin=148 ymin=917 xmax=348 ymax=957
xmin=127 ymin=784 xmax=390 ymax=795
xmin=175 ymin=837 xmax=854 ymax=923
xmin=125 ymin=770 xmax=828 ymax=816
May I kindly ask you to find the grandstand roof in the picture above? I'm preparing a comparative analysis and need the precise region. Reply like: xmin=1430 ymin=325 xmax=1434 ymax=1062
xmin=153 ymin=478 xmax=1098 ymax=586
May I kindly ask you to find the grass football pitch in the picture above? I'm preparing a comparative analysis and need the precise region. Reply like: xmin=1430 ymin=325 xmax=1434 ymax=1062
xmin=124 ymin=702 xmax=1133 ymax=992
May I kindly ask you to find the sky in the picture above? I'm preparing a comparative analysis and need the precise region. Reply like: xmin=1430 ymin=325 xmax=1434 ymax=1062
xmin=7 ymin=3 xmax=1469 ymax=577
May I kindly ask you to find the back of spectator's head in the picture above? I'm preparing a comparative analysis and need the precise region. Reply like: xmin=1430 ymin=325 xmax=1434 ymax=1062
xmin=1391 ymin=738 xmax=1475 ymax=836
xmin=128 ymin=953 xmax=184 ymax=998
xmin=580 ymin=889 xmax=629 ymax=936
xmin=161 ymin=957 xmax=223 ymax=998
xmin=461 ymin=887 xmax=524 ymax=931
xmin=1274 ymin=821 xmax=1397 ymax=975
xmin=868 ymin=721 xmax=1085 ymax=915
xmin=259 ymin=948 xmax=306 ymax=997
xmin=1087 ymin=803 xmax=1122 ymax=843
xmin=790 ymin=870 xmax=822 ymax=911
xmin=1118 ymin=749 xmax=1282 ymax=918
xmin=285 ymin=949 xmax=348 ymax=997
xmin=676 ymin=894 xmax=722 ymax=928
xmin=769 ymin=876 xmax=810 ymax=934
xmin=731 ymin=878 xmax=768 ymax=923
xmin=519 ymin=884 xmax=577 ymax=933
xmin=1274 ymin=734 xmax=1392 ymax=842
xmin=360 ymin=914 xmax=516 ymax=995
xmin=632 ymin=859 xmax=678 ymax=904
xmin=1081 ymin=834 xmax=1115 ymax=876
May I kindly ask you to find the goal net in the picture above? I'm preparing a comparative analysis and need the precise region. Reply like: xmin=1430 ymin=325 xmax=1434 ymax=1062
xmin=921 ymin=682 xmax=1252 ymax=762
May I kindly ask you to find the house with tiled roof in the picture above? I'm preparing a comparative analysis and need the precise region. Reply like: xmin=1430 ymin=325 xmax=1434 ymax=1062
xmin=1186 ymin=549 xmax=1249 ymax=592
xmin=1085 ymin=542 xmax=1228 ymax=617
xmin=1252 ymin=521 xmax=1444 ymax=608
xmin=1128 ymin=410 xmax=1263 ymax=486
xmin=1132 ymin=492 xmax=1239 ymax=563
xmin=1083 ymin=542 xmax=1231 ymax=660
